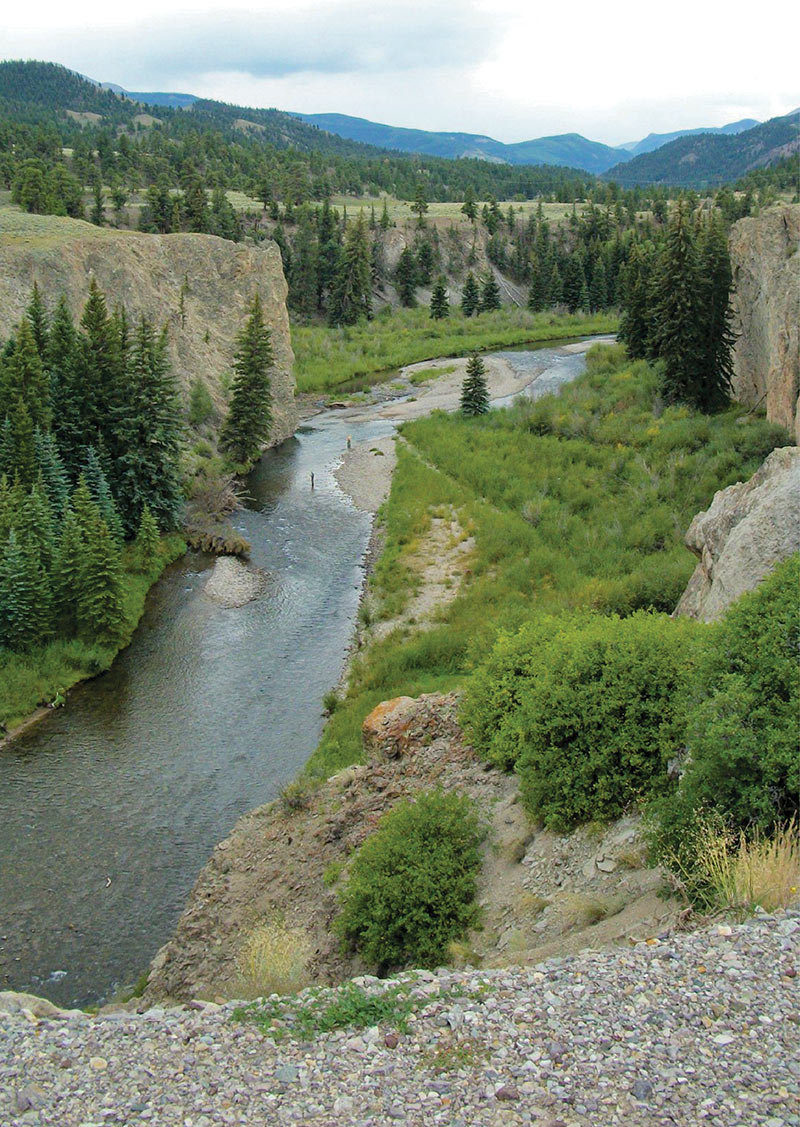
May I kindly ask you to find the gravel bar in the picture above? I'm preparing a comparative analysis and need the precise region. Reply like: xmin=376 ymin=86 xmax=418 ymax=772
xmin=2 ymin=912 xmax=798 ymax=1127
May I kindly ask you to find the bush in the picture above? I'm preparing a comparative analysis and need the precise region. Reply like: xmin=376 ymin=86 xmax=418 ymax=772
xmin=479 ymin=612 xmax=703 ymax=830
xmin=335 ymin=789 xmax=484 ymax=969
xmin=650 ymin=555 xmax=800 ymax=880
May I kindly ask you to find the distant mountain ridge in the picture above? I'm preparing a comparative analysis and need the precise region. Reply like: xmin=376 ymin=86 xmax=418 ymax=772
xmin=292 ymin=111 xmax=767 ymax=175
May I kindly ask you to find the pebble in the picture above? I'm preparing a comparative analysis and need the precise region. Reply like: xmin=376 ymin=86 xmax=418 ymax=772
xmin=0 ymin=914 xmax=797 ymax=1126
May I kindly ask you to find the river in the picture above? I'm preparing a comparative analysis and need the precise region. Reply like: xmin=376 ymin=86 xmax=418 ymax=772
xmin=0 ymin=341 xmax=595 ymax=1008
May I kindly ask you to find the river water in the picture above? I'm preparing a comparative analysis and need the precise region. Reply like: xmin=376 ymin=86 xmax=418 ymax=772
xmin=0 ymin=342 xmax=595 ymax=1008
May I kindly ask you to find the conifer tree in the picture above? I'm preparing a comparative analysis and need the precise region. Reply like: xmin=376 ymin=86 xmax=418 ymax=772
xmin=0 ymin=530 xmax=50 ymax=651
xmin=460 ymin=354 xmax=490 ymax=416
xmin=652 ymin=198 xmax=705 ymax=406
xmin=411 ymin=181 xmax=428 ymax=227
xmin=589 ymin=260 xmax=608 ymax=311
xmin=78 ymin=519 xmax=125 ymax=644
xmin=527 ymin=255 xmax=547 ymax=312
xmin=461 ymin=186 xmax=478 ymax=224
xmin=288 ymin=211 xmax=319 ymax=319
xmin=34 ymin=430 xmax=70 ymax=518
xmin=548 ymin=261 xmax=563 ymax=305
xmin=328 ymin=213 xmax=372 ymax=326
xmin=83 ymin=447 xmax=124 ymax=543
xmin=394 ymin=247 xmax=418 ymax=308
xmin=429 ymin=276 xmax=449 ymax=320
xmin=7 ymin=318 xmax=51 ymax=431
xmin=113 ymin=318 xmax=183 ymax=533
xmin=220 ymin=294 xmax=274 ymax=469
xmin=478 ymin=272 xmax=501 ymax=313
xmin=9 ymin=400 xmax=36 ymax=487
xmin=461 ymin=272 xmax=479 ymax=317
xmin=135 ymin=503 xmax=161 ymax=571
xmin=52 ymin=508 xmax=83 ymax=637
xmin=76 ymin=280 xmax=118 ymax=453
xmin=26 ymin=283 xmax=50 ymax=359
xmin=696 ymin=213 xmax=735 ymax=411
xmin=379 ymin=198 xmax=393 ymax=230
xmin=18 ymin=483 xmax=57 ymax=573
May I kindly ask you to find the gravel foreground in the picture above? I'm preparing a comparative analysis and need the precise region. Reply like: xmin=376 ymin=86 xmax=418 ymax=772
xmin=2 ymin=913 xmax=798 ymax=1127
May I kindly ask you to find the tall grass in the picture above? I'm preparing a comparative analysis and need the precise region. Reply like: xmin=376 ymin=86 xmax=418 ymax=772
xmin=291 ymin=307 xmax=618 ymax=393
xmin=305 ymin=344 xmax=788 ymax=779
xmin=0 ymin=534 xmax=185 ymax=733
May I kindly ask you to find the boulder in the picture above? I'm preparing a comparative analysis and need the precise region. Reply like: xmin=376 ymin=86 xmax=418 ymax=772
xmin=674 ymin=446 xmax=800 ymax=621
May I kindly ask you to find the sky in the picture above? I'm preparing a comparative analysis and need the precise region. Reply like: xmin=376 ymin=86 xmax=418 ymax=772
xmin=4 ymin=0 xmax=799 ymax=147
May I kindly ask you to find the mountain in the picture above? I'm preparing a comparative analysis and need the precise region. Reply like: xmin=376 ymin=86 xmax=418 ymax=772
xmin=100 ymin=82 xmax=199 ymax=109
xmin=605 ymin=111 xmax=800 ymax=187
xmin=618 ymin=119 xmax=760 ymax=156
xmin=293 ymin=112 xmax=629 ymax=174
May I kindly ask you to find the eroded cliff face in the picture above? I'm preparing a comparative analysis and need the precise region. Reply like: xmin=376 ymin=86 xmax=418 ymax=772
xmin=729 ymin=204 xmax=800 ymax=442
xmin=0 ymin=211 xmax=297 ymax=446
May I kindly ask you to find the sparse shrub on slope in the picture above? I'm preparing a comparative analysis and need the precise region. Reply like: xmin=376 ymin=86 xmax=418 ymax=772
xmin=335 ymin=790 xmax=484 ymax=970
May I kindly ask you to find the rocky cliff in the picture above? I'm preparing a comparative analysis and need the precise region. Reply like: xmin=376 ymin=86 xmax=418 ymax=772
xmin=0 ymin=209 xmax=298 ymax=446
xmin=674 ymin=446 xmax=800 ymax=621
xmin=729 ymin=204 xmax=800 ymax=442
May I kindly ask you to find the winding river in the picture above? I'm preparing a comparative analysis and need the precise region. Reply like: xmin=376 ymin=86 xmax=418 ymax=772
xmin=0 ymin=342 xmax=595 ymax=1008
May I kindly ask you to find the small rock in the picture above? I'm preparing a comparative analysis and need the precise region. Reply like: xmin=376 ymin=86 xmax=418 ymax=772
xmin=89 ymin=1057 xmax=108 ymax=1071
xmin=275 ymin=1064 xmax=298 ymax=1083
xmin=495 ymin=1084 xmax=520 ymax=1101
xmin=632 ymin=1078 xmax=654 ymax=1101
xmin=333 ymin=1096 xmax=354 ymax=1115
xmin=15 ymin=1085 xmax=48 ymax=1112
xmin=384 ymin=1032 xmax=399 ymax=1049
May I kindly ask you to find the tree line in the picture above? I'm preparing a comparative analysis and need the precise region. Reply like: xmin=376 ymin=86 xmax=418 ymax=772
xmin=0 ymin=283 xmax=183 ymax=651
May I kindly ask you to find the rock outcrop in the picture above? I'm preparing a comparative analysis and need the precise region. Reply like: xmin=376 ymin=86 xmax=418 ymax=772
xmin=674 ymin=446 xmax=800 ymax=621
xmin=0 ymin=210 xmax=297 ymax=446
xmin=729 ymin=204 xmax=800 ymax=442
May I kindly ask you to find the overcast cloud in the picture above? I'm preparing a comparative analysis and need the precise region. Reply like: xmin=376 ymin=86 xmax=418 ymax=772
xmin=4 ymin=0 xmax=799 ymax=146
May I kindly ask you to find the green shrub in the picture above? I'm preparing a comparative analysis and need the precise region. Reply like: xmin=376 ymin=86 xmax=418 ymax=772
xmin=474 ymin=612 xmax=703 ymax=830
xmin=650 ymin=555 xmax=800 ymax=881
xmin=335 ymin=789 xmax=484 ymax=969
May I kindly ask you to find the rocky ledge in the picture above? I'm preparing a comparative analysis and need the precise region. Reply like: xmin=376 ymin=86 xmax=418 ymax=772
xmin=1 ymin=912 xmax=798 ymax=1126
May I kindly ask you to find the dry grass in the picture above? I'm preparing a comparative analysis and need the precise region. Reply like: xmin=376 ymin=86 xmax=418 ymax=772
xmin=558 ymin=892 xmax=624 ymax=932
xmin=696 ymin=817 xmax=800 ymax=915
xmin=235 ymin=920 xmax=312 ymax=999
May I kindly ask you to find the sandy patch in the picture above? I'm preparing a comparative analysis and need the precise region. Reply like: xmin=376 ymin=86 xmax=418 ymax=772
xmin=204 ymin=556 xmax=269 ymax=608
xmin=333 ymin=435 xmax=397 ymax=513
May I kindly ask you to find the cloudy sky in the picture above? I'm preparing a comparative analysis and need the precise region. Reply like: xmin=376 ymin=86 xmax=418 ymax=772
xmin=5 ymin=0 xmax=799 ymax=146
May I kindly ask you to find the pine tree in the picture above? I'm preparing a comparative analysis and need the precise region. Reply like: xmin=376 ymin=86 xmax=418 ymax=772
xmin=379 ymin=198 xmax=393 ymax=230
xmin=460 ymin=354 xmax=490 ymax=416
xmin=113 ymin=319 xmax=184 ymax=533
xmin=220 ymin=294 xmax=274 ymax=469
xmin=696 ymin=213 xmax=735 ymax=411
xmin=135 ymin=503 xmax=161 ymax=571
xmin=429 ymin=277 xmax=449 ymax=320
xmin=7 ymin=318 xmax=51 ymax=431
xmin=18 ymin=483 xmax=57 ymax=573
xmin=34 ymin=430 xmax=70 ymax=518
xmin=527 ymin=254 xmax=547 ymax=312
xmin=0 ymin=529 xmax=50 ymax=651
xmin=82 ymin=447 xmax=124 ymax=543
xmin=411 ymin=181 xmax=428 ymax=227
xmin=461 ymin=186 xmax=478 ymax=223
xmin=618 ymin=241 xmax=657 ymax=360
xmin=461 ymin=271 xmax=479 ymax=317
xmin=478 ymin=272 xmax=501 ymax=313
xmin=562 ymin=254 xmax=586 ymax=314
xmin=652 ymin=199 xmax=705 ymax=406
xmin=548 ymin=262 xmax=563 ymax=305
xmin=78 ymin=519 xmax=125 ymax=644
xmin=588 ymin=260 xmax=608 ymax=311
xmin=76 ymin=280 xmax=119 ymax=453
xmin=26 ymin=283 xmax=50 ymax=359
xmin=288 ymin=211 xmax=319 ymax=319
xmin=328 ymin=213 xmax=372 ymax=326
xmin=395 ymin=247 xmax=418 ymax=308
xmin=51 ymin=508 xmax=83 ymax=637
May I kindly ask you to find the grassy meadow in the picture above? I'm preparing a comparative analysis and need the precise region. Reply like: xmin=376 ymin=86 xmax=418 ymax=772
xmin=306 ymin=343 xmax=789 ymax=780
xmin=291 ymin=307 xmax=618 ymax=394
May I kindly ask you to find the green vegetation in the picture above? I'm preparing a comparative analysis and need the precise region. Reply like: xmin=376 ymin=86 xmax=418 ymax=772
xmin=464 ymin=611 xmax=703 ymax=830
xmin=460 ymin=354 xmax=489 ymax=416
xmin=219 ymin=292 xmax=274 ymax=470
xmin=648 ymin=556 xmax=800 ymax=900
xmin=0 ymin=533 xmax=185 ymax=732
xmin=307 ymin=343 xmax=787 ymax=781
xmin=233 ymin=978 xmax=461 ymax=1042
xmin=335 ymin=790 xmax=484 ymax=969
xmin=291 ymin=307 xmax=617 ymax=393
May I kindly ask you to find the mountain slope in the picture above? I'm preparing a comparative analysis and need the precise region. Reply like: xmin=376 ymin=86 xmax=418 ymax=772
xmin=606 ymin=111 xmax=800 ymax=186
xmin=294 ymin=112 xmax=629 ymax=174
xmin=618 ymin=118 xmax=759 ymax=156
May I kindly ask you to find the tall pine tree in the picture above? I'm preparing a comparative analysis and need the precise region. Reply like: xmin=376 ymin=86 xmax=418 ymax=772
xmin=220 ymin=293 xmax=274 ymax=469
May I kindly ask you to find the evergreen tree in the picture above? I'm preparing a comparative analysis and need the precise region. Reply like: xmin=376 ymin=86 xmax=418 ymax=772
xmin=113 ymin=319 xmax=183 ymax=533
xmin=478 ymin=272 xmax=501 ymax=313
xmin=328 ymin=213 xmax=372 ymax=326
xmin=429 ymin=276 xmax=449 ymax=320
xmin=78 ymin=519 xmax=125 ymax=644
xmin=652 ymin=199 xmax=705 ymax=406
xmin=288 ymin=211 xmax=319 ymax=319
xmin=379 ymin=198 xmax=393 ymax=230
xmin=548 ymin=261 xmax=563 ymax=305
xmin=562 ymin=254 xmax=586 ymax=314
xmin=0 ymin=530 xmax=51 ymax=651
xmin=26 ymin=283 xmax=50 ymax=359
xmin=52 ymin=508 xmax=83 ymax=636
xmin=135 ymin=503 xmax=161 ymax=571
xmin=82 ymin=447 xmax=124 ymax=542
xmin=527 ymin=254 xmax=547 ymax=312
xmin=588 ymin=259 xmax=607 ymax=311
xmin=461 ymin=186 xmax=478 ymax=223
xmin=395 ymin=247 xmax=418 ymax=308
xmin=8 ymin=400 xmax=36 ymax=487
xmin=411 ymin=181 xmax=428 ymax=226
xmin=76 ymin=280 xmax=119 ymax=454
xmin=618 ymin=241 xmax=658 ymax=360
xmin=460 ymin=354 xmax=490 ymax=416
xmin=461 ymin=271 xmax=479 ymax=317
xmin=18 ymin=483 xmax=56 ymax=573
xmin=220 ymin=294 xmax=274 ymax=469
xmin=696 ymin=213 xmax=735 ymax=411
xmin=7 ymin=318 xmax=51 ymax=431
xmin=48 ymin=295 xmax=83 ymax=477
xmin=34 ymin=430 xmax=70 ymax=519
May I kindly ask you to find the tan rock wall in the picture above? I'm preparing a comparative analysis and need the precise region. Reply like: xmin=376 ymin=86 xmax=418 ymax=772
xmin=729 ymin=205 xmax=800 ymax=442
xmin=0 ymin=215 xmax=297 ymax=446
